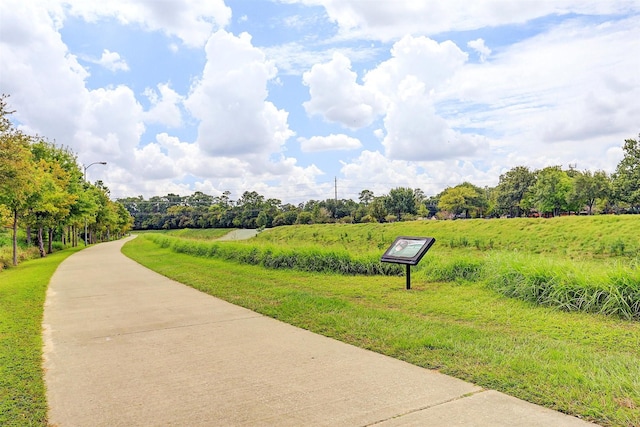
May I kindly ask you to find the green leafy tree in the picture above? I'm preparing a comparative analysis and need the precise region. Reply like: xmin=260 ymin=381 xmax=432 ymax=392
xmin=531 ymin=166 xmax=573 ymax=216
xmin=384 ymin=187 xmax=416 ymax=220
xmin=358 ymin=189 xmax=374 ymax=206
xmin=495 ymin=166 xmax=536 ymax=217
xmin=569 ymin=170 xmax=612 ymax=215
xmin=0 ymin=97 xmax=40 ymax=264
xmin=437 ymin=182 xmax=487 ymax=218
xmin=295 ymin=211 xmax=313 ymax=224
xmin=113 ymin=202 xmax=134 ymax=237
xmin=28 ymin=139 xmax=79 ymax=254
xmin=612 ymin=134 xmax=640 ymax=211
xmin=368 ymin=197 xmax=388 ymax=222
xmin=0 ymin=133 xmax=39 ymax=265
xmin=235 ymin=191 xmax=265 ymax=228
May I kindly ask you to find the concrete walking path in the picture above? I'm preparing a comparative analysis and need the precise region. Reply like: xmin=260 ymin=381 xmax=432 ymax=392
xmin=43 ymin=237 xmax=597 ymax=426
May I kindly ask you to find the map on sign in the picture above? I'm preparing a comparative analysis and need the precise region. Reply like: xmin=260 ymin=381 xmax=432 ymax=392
xmin=380 ymin=236 xmax=436 ymax=265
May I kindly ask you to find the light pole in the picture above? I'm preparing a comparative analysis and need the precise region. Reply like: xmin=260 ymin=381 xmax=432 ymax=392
xmin=83 ymin=161 xmax=107 ymax=246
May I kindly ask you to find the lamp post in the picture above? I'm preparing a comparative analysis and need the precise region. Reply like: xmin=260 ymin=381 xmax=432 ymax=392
xmin=83 ymin=161 xmax=107 ymax=246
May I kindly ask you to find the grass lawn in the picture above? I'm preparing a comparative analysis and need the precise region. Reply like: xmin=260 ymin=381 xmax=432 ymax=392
xmin=0 ymin=247 xmax=81 ymax=427
xmin=123 ymin=234 xmax=640 ymax=427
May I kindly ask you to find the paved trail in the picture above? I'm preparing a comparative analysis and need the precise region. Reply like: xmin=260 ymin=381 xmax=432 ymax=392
xmin=42 ymin=237 xmax=597 ymax=426
xmin=216 ymin=229 xmax=259 ymax=241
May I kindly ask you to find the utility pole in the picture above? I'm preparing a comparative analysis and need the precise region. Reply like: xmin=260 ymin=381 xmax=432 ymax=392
xmin=334 ymin=177 xmax=338 ymax=219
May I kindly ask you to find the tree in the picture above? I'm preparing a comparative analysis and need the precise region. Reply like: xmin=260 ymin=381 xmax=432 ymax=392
xmin=612 ymin=134 xmax=640 ymax=211
xmin=0 ymin=96 xmax=40 ymax=265
xmin=28 ymin=139 xmax=78 ymax=255
xmin=236 ymin=191 xmax=265 ymax=228
xmin=296 ymin=211 xmax=313 ymax=224
xmin=570 ymin=170 xmax=611 ymax=215
xmin=0 ymin=133 xmax=39 ymax=265
xmin=358 ymin=189 xmax=374 ymax=206
xmin=253 ymin=198 xmax=281 ymax=228
xmin=531 ymin=166 xmax=573 ymax=216
xmin=437 ymin=182 xmax=487 ymax=218
xmin=438 ymin=186 xmax=472 ymax=218
xmin=368 ymin=197 xmax=387 ymax=222
xmin=494 ymin=166 xmax=536 ymax=217
xmin=385 ymin=187 xmax=416 ymax=220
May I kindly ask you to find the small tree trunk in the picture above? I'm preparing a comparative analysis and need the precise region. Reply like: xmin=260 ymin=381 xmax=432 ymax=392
xmin=37 ymin=227 xmax=46 ymax=257
xmin=26 ymin=225 xmax=32 ymax=245
xmin=12 ymin=210 xmax=18 ymax=266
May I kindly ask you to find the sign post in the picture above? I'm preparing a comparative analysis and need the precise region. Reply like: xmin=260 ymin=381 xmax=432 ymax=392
xmin=380 ymin=236 xmax=436 ymax=290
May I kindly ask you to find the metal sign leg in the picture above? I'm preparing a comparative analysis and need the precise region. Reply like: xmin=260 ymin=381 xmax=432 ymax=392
xmin=406 ymin=264 xmax=411 ymax=290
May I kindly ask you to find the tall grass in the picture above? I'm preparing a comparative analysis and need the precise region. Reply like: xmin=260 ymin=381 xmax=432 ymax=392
xmin=484 ymin=254 xmax=640 ymax=320
xmin=147 ymin=234 xmax=404 ymax=276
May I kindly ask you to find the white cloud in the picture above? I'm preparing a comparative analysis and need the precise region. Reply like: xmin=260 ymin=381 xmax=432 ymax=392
xmin=61 ymin=0 xmax=232 ymax=48
xmin=438 ymin=15 xmax=640 ymax=172
xmin=298 ymin=134 xmax=362 ymax=152
xmin=467 ymin=38 xmax=491 ymax=62
xmin=363 ymin=35 xmax=468 ymax=96
xmin=287 ymin=0 xmax=640 ymax=41
xmin=95 ymin=49 xmax=129 ymax=71
xmin=133 ymin=142 xmax=180 ymax=180
xmin=143 ymin=83 xmax=183 ymax=128
xmin=0 ymin=1 xmax=146 ymax=169
xmin=302 ymin=52 xmax=385 ymax=129
xmin=185 ymin=30 xmax=294 ymax=157
xmin=263 ymin=42 xmax=381 ymax=76
xmin=303 ymin=35 xmax=476 ymax=160
xmin=0 ymin=0 xmax=89 ymax=141
xmin=381 ymin=77 xmax=485 ymax=161
xmin=75 ymin=86 xmax=146 ymax=164
xmin=339 ymin=150 xmax=501 ymax=198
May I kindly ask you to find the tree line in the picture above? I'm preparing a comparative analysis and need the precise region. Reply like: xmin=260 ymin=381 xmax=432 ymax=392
xmin=118 ymin=134 xmax=639 ymax=230
xmin=0 ymin=96 xmax=133 ymax=266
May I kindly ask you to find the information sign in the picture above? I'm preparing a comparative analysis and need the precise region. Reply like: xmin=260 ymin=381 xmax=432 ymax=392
xmin=381 ymin=236 xmax=436 ymax=289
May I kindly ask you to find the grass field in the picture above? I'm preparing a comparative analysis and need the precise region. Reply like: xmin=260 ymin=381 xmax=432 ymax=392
xmin=123 ymin=216 xmax=640 ymax=426
xmin=0 ymin=246 xmax=82 ymax=427
xmin=150 ymin=216 xmax=640 ymax=319
xmin=0 ymin=216 xmax=637 ymax=426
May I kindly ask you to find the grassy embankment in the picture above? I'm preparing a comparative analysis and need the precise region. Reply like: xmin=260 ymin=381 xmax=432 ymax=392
xmin=155 ymin=216 xmax=640 ymax=319
xmin=124 ymin=215 xmax=640 ymax=426
xmin=0 ymin=246 xmax=82 ymax=427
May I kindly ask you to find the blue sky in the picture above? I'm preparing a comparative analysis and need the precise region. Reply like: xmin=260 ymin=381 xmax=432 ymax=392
xmin=1 ymin=1 xmax=639 ymax=203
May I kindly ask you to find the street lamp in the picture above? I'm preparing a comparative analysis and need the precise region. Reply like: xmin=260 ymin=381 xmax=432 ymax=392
xmin=84 ymin=161 xmax=107 ymax=181
xmin=83 ymin=161 xmax=107 ymax=246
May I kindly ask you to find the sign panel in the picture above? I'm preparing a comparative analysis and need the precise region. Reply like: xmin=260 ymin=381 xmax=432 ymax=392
xmin=380 ymin=236 xmax=436 ymax=266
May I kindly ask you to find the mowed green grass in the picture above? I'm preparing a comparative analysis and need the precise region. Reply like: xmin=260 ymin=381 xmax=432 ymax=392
xmin=0 ymin=246 xmax=82 ymax=427
xmin=123 ymin=229 xmax=640 ymax=427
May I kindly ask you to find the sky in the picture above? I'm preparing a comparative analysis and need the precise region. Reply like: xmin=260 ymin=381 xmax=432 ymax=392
xmin=1 ymin=0 xmax=639 ymax=204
